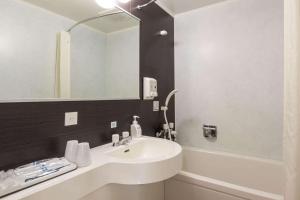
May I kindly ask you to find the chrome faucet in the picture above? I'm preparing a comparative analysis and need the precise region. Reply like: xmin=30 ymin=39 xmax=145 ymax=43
xmin=112 ymin=131 xmax=132 ymax=147
xmin=118 ymin=136 xmax=132 ymax=146
xmin=156 ymin=124 xmax=169 ymax=139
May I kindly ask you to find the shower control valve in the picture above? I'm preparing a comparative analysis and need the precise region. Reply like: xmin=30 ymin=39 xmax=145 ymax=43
xmin=203 ymin=125 xmax=217 ymax=138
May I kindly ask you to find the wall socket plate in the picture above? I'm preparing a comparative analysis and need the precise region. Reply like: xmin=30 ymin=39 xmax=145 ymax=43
xmin=111 ymin=121 xmax=117 ymax=128
xmin=65 ymin=112 xmax=78 ymax=126
xmin=153 ymin=101 xmax=160 ymax=112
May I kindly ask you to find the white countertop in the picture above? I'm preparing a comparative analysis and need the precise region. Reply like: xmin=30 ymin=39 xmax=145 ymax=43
xmin=2 ymin=142 xmax=112 ymax=200
xmin=1 ymin=136 xmax=182 ymax=200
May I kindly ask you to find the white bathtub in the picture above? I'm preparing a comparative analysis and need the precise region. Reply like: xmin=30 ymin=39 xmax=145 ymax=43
xmin=165 ymin=147 xmax=284 ymax=200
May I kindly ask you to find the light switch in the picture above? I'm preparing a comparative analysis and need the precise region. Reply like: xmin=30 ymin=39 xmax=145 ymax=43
xmin=65 ymin=112 xmax=78 ymax=126
xmin=111 ymin=121 xmax=117 ymax=128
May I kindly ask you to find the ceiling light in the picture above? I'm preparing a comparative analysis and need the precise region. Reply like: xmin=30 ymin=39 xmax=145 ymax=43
xmin=95 ymin=0 xmax=116 ymax=9
xmin=118 ymin=0 xmax=130 ymax=3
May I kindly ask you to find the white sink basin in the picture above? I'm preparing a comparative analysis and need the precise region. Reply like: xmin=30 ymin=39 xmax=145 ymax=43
xmin=107 ymin=137 xmax=181 ymax=161
xmin=104 ymin=136 xmax=182 ymax=184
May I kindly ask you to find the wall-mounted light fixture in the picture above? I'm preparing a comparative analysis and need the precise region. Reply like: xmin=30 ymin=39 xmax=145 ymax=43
xmin=158 ymin=30 xmax=168 ymax=36
xmin=95 ymin=0 xmax=130 ymax=9
xmin=118 ymin=0 xmax=130 ymax=3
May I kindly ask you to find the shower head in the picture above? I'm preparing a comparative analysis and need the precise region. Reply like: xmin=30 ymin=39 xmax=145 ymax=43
xmin=165 ymin=89 xmax=179 ymax=107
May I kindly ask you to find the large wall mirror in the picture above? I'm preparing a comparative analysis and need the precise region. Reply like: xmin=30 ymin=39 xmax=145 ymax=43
xmin=0 ymin=0 xmax=140 ymax=102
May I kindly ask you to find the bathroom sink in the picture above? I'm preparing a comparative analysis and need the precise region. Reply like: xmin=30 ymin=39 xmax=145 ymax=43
xmin=107 ymin=137 xmax=180 ymax=161
xmin=104 ymin=136 xmax=182 ymax=184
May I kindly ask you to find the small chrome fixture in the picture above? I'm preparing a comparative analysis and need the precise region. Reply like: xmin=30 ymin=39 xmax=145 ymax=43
xmin=137 ymin=0 xmax=157 ymax=9
xmin=156 ymin=122 xmax=177 ymax=141
xmin=156 ymin=123 xmax=169 ymax=139
xmin=161 ymin=89 xmax=179 ymax=140
xmin=203 ymin=125 xmax=217 ymax=138
xmin=112 ymin=132 xmax=132 ymax=147
xmin=118 ymin=136 xmax=132 ymax=146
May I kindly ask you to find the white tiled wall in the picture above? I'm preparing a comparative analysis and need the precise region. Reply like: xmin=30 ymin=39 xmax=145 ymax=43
xmin=175 ymin=0 xmax=284 ymax=160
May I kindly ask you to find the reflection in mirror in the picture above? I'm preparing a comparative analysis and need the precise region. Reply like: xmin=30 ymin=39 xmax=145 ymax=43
xmin=69 ymin=12 xmax=140 ymax=100
xmin=0 ymin=0 xmax=140 ymax=101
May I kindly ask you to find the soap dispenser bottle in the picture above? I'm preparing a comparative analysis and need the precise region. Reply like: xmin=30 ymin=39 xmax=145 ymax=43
xmin=131 ymin=116 xmax=142 ymax=138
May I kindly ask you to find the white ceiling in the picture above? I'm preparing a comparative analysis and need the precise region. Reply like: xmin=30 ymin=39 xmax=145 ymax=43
xmin=22 ymin=0 xmax=229 ymax=29
xmin=22 ymin=0 xmax=139 ymax=33
xmin=156 ymin=0 xmax=229 ymax=15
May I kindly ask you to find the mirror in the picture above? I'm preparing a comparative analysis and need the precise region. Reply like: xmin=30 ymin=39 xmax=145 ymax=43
xmin=0 ymin=0 xmax=140 ymax=101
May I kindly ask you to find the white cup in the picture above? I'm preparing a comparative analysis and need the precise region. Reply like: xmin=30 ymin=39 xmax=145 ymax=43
xmin=75 ymin=142 xmax=91 ymax=167
xmin=65 ymin=140 xmax=79 ymax=163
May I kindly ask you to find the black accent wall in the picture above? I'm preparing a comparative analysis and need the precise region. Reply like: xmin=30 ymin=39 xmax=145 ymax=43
xmin=0 ymin=0 xmax=174 ymax=170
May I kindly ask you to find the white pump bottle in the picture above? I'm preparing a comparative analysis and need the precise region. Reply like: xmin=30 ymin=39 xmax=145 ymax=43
xmin=131 ymin=116 xmax=142 ymax=138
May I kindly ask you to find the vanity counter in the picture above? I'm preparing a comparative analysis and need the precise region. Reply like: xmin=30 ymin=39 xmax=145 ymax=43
xmin=2 ymin=137 xmax=182 ymax=200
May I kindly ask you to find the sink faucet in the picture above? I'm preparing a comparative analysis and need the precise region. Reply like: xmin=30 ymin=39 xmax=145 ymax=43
xmin=118 ymin=136 xmax=131 ymax=146
xmin=112 ymin=131 xmax=132 ymax=147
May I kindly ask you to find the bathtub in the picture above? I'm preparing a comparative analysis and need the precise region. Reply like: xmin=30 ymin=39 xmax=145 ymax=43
xmin=165 ymin=147 xmax=284 ymax=200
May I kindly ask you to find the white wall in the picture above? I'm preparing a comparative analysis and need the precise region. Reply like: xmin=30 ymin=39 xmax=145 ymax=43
xmin=175 ymin=0 xmax=283 ymax=160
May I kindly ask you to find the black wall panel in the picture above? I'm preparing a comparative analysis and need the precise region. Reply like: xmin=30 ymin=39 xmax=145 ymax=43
xmin=0 ymin=0 xmax=174 ymax=170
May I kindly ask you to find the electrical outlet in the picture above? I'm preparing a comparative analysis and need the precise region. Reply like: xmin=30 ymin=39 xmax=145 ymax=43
xmin=153 ymin=101 xmax=160 ymax=112
xmin=65 ymin=112 xmax=78 ymax=126
xmin=111 ymin=121 xmax=117 ymax=128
